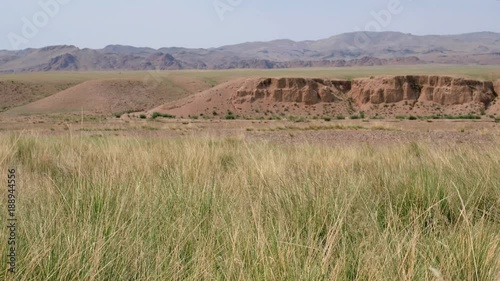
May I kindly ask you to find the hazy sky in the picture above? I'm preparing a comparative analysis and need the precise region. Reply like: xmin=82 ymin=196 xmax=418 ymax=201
xmin=1 ymin=0 xmax=499 ymax=50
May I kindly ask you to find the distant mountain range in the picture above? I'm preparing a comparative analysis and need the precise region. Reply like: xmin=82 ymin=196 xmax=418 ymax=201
xmin=1 ymin=31 xmax=500 ymax=73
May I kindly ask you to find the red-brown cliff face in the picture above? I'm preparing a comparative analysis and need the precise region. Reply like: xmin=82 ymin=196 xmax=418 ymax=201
xmin=233 ymin=78 xmax=351 ymax=105
xmin=494 ymin=79 xmax=500 ymax=97
xmin=151 ymin=76 xmax=499 ymax=118
xmin=350 ymin=76 xmax=496 ymax=107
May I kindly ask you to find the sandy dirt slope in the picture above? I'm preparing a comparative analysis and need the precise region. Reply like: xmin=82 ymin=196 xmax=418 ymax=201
xmin=5 ymin=78 xmax=207 ymax=116
xmin=149 ymin=78 xmax=248 ymax=117
xmin=0 ymin=80 xmax=77 ymax=112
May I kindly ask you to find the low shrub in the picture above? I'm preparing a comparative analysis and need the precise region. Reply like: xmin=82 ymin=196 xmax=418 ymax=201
xmin=151 ymin=112 xmax=176 ymax=119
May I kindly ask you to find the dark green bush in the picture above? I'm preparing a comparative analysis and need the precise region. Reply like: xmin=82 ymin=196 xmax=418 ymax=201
xmin=152 ymin=112 xmax=176 ymax=119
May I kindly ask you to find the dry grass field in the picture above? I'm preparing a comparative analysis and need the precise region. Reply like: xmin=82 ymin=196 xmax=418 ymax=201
xmin=0 ymin=133 xmax=499 ymax=280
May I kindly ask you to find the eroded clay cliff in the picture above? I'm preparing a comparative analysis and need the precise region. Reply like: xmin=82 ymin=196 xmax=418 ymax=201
xmin=350 ymin=76 xmax=496 ymax=107
xmin=495 ymin=80 xmax=500 ymax=97
xmin=151 ymin=76 xmax=499 ymax=118
xmin=233 ymin=78 xmax=351 ymax=105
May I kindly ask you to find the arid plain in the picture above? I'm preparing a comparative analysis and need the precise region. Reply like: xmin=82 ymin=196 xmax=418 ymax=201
xmin=1 ymin=65 xmax=500 ymax=280
xmin=1 ymin=65 xmax=500 ymax=143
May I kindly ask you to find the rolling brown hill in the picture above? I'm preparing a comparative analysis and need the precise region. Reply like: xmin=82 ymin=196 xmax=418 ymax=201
xmin=6 ymin=79 xmax=184 ymax=115
xmin=0 ymin=80 xmax=77 ymax=112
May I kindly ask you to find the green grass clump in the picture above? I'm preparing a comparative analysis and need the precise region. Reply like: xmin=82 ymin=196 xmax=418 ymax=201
xmin=455 ymin=114 xmax=481 ymax=120
xmin=139 ymin=114 xmax=147 ymax=119
xmin=224 ymin=111 xmax=237 ymax=120
xmin=141 ymin=126 xmax=159 ymax=131
xmin=151 ymin=112 xmax=176 ymax=119
xmin=268 ymin=115 xmax=282 ymax=121
xmin=0 ymin=135 xmax=499 ymax=280
xmin=287 ymin=116 xmax=308 ymax=123
xmin=151 ymin=112 xmax=162 ymax=119
xmin=113 ymin=110 xmax=137 ymax=119
xmin=438 ymin=114 xmax=481 ymax=120
xmin=430 ymin=115 xmax=444 ymax=120
xmin=398 ymin=114 xmax=482 ymax=120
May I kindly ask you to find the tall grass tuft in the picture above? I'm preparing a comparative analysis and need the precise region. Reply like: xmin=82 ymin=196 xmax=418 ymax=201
xmin=0 ymin=133 xmax=499 ymax=280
